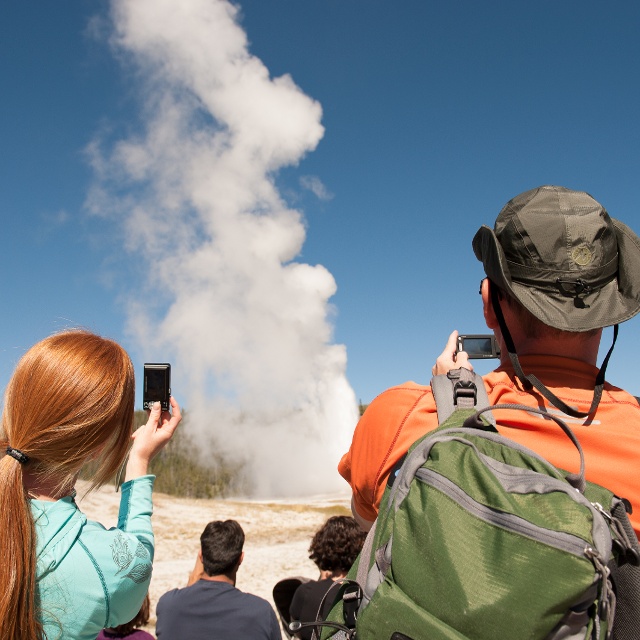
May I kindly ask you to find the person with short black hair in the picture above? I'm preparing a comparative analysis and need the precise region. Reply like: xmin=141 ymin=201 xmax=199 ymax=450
xmin=199 ymin=519 xmax=245 ymax=577
xmin=155 ymin=519 xmax=281 ymax=640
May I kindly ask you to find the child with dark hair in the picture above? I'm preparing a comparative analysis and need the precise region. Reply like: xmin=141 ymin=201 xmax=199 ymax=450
xmin=289 ymin=516 xmax=366 ymax=640
xmin=97 ymin=595 xmax=154 ymax=639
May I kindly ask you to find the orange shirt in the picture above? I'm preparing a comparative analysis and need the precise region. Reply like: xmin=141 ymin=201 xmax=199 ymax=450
xmin=338 ymin=355 xmax=640 ymax=537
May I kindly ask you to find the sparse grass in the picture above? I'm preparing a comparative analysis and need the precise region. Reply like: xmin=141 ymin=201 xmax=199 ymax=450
xmin=140 ymin=410 xmax=238 ymax=499
xmin=81 ymin=410 xmax=239 ymax=499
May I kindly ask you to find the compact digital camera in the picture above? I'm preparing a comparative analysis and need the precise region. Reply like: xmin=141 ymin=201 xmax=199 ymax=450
xmin=143 ymin=363 xmax=171 ymax=411
xmin=456 ymin=334 xmax=501 ymax=359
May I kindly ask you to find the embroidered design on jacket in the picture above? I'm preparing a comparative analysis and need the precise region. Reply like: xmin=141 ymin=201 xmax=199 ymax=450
xmin=111 ymin=533 xmax=133 ymax=573
xmin=126 ymin=562 xmax=152 ymax=584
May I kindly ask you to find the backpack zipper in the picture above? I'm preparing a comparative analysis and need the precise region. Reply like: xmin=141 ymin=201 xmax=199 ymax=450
xmin=415 ymin=466 xmax=593 ymax=557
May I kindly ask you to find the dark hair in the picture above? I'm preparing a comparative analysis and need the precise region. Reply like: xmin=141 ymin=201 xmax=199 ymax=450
xmin=200 ymin=520 xmax=244 ymax=577
xmin=105 ymin=594 xmax=150 ymax=636
xmin=309 ymin=516 xmax=366 ymax=573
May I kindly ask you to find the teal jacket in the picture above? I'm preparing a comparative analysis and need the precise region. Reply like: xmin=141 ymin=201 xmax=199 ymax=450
xmin=32 ymin=476 xmax=155 ymax=640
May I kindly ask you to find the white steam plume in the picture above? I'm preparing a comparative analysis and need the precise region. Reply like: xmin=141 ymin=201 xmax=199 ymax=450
xmin=86 ymin=0 xmax=359 ymax=496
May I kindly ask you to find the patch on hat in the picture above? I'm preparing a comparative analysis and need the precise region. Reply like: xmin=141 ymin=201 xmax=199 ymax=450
xmin=571 ymin=245 xmax=593 ymax=267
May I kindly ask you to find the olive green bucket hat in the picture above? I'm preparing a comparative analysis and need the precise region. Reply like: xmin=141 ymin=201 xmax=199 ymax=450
xmin=473 ymin=185 xmax=640 ymax=332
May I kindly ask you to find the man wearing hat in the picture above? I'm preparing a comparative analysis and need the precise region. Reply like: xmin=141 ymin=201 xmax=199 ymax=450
xmin=339 ymin=185 xmax=640 ymax=537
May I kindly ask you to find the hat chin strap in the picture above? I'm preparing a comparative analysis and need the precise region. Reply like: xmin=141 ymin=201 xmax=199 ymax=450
xmin=490 ymin=284 xmax=618 ymax=419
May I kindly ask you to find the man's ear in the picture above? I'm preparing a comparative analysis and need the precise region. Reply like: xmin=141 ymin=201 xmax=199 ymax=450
xmin=482 ymin=278 xmax=499 ymax=330
xmin=237 ymin=551 xmax=244 ymax=569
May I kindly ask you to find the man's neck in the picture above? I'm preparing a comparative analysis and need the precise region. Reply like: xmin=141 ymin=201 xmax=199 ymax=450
xmin=494 ymin=319 xmax=602 ymax=368
xmin=497 ymin=334 xmax=601 ymax=368
xmin=199 ymin=573 xmax=236 ymax=586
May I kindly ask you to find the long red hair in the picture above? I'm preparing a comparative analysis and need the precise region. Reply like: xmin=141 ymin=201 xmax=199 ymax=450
xmin=0 ymin=330 xmax=135 ymax=640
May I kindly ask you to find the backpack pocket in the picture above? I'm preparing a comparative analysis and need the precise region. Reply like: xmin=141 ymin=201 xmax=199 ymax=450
xmin=357 ymin=574 xmax=474 ymax=640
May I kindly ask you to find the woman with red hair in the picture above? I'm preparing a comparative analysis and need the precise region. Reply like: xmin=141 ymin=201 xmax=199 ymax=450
xmin=0 ymin=330 xmax=181 ymax=640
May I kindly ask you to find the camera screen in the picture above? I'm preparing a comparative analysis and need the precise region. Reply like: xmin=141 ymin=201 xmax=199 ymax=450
xmin=145 ymin=369 xmax=168 ymax=401
xmin=461 ymin=337 xmax=493 ymax=357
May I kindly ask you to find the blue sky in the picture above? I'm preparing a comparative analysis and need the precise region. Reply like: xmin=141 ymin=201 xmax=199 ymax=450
xmin=2 ymin=0 xmax=640 ymax=414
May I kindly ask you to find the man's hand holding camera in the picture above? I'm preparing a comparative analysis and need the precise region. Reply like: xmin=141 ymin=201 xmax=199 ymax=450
xmin=432 ymin=330 xmax=473 ymax=376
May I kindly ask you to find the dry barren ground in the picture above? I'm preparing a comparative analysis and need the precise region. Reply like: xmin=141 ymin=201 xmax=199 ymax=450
xmin=77 ymin=481 xmax=351 ymax=637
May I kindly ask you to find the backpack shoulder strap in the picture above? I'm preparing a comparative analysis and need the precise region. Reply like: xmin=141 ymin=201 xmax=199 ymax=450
xmin=430 ymin=367 xmax=495 ymax=426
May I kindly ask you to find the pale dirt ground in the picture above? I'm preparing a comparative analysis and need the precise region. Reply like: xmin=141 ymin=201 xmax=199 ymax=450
xmin=76 ymin=481 xmax=351 ymax=637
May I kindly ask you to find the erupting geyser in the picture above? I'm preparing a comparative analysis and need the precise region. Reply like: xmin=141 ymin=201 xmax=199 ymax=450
xmin=86 ymin=0 xmax=358 ymax=496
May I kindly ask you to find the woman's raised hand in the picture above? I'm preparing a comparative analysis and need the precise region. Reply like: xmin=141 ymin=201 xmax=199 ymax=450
xmin=125 ymin=396 xmax=182 ymax=481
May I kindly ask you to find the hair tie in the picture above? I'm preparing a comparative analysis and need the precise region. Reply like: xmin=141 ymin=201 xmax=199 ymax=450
xmin=6 ymin=446 xmax=29 ymax=465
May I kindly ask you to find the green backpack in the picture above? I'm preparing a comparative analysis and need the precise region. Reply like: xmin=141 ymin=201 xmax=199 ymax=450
xmin=317 ymin=369 xmax=640 ymax=640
